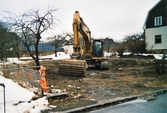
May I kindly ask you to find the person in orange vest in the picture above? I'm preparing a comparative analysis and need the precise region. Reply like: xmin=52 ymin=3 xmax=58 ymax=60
xmin=39 ymin=65 xmax=48 ymax=96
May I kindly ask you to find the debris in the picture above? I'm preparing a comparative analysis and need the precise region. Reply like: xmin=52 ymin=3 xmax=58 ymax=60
xmin=49 ymin=105 xmax=57 ymax=109
xmin=51 ymin=89 xmax=62 ymax=93
xmin=90 ymin=73 xmax=96 ymax=76
xmin=47 ymin=92 xmax=69 ymax=100
xmin=76 ymin=87 xmax=81 ymax=90
xmin=90 ymin=99 xmax=96 ymax=101
xmin=118 ymin=68 xmax=123 ymax=70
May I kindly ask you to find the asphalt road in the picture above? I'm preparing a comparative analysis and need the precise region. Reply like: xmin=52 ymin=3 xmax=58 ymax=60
xmin=90 ymin=93 xmax=167 ymax=113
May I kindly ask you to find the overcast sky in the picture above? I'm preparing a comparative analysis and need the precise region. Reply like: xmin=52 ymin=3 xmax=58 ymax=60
xmin=0 ymin=0 xmax=160 ymax=41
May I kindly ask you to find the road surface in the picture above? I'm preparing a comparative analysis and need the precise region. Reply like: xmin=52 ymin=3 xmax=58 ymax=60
xmin=90 ymin=93 xmax=167 ymax=113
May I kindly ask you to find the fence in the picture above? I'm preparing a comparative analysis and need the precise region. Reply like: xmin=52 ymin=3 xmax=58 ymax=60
xmin=0 ymin=83 xmax=5 ymax=113
xmin=0 ymin=62 xmax=41 ymax=94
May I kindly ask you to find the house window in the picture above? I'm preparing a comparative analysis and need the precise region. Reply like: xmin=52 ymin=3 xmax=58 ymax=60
xmin=154 ymin=16 xmax=162 ymax=26
xmin=155 ymin=35 xmax=161 ymax=44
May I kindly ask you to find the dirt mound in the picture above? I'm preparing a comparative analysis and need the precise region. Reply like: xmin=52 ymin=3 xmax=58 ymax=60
xmin=108 ymin=58 xmax=154 ymax=70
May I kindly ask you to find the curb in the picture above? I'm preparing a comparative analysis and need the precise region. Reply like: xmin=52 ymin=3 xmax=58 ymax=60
xmin=57 ymin=89 xmax=167 ymax=113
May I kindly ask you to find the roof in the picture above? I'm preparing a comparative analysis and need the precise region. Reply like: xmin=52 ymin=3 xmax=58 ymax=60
xmin=63 ymin=39 xmax=73 ymax=46
xmin=142 ymin=0 xmax=162 ymax=29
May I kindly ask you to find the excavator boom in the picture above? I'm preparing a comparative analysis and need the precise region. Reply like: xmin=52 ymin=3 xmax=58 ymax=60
xmin=72 ymin=11 xmax=92 ymax=59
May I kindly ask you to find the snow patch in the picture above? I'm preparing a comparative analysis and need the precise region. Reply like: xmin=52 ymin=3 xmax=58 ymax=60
xmin=0 ymin=74 xmax=48 ymax=113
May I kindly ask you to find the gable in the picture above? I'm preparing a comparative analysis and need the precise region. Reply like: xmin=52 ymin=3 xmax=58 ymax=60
xmin=63 ymin=39 xmax=73 ymax=46
xmin=144 ymin=0 xmax=167 ymax=29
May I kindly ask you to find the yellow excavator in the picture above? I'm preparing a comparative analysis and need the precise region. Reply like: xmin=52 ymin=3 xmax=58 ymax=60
xmin=58 ymin=11 xmax=109 ymax=77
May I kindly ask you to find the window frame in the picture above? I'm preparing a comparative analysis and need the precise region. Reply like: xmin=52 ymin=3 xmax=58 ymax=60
xmin=154 ymin=16 xmax=162 ymax=26
xmin=155 ymin=35 xmax=162 ymax=44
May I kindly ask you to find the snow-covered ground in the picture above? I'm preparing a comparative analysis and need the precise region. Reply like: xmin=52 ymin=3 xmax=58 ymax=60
xmin=19 ymin=52 xmax=70 ymax=61
xmin=0 ymin=75 xmax=48 ymax=113
xmin=153 ymin=54 xmax=167 ymax=60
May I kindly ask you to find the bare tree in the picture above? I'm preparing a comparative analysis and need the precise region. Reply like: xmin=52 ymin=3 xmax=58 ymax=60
xmin=103 ymin=37 xmax=115 ymax=53
xmin=12 ymin=33 xmax=21 ymax=58
xmin=46 ymin=32 xmax=72 ymax=57
xmin=115 ymin=44 xmax=125 ymax=57
xmin=123 ymin=32 xmax=146 ymax=54
xmin=2 ymin=8 xmax=58 ymax=67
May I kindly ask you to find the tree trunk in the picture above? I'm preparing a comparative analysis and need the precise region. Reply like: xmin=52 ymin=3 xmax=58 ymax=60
xmin=16 ymin=44 xmax=20 ymax=59
xmin=35 ymin=39 xmax=40 ymax=69
xmin=55 ymin=49 xmax=57 ymax=57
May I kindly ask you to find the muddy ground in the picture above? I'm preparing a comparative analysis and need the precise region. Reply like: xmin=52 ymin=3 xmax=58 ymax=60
xmin=40 ymin=55 xmax=167 ymax=111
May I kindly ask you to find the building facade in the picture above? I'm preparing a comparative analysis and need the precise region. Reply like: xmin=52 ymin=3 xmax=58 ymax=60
xmin=143 ymin=0 xmax=167 ymax=53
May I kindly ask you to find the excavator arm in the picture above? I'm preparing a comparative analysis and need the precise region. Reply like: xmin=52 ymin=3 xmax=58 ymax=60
xmin=58 ymin=11 xmax=90 ymax=77
xmin=72 ymin=11 xmax=92 ymax=60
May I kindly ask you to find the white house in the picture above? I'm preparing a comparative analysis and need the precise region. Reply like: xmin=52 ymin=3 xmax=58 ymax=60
xmin=63 ymin=38 xmax=74 ymax=55
xmin=143 ymin=0 xmax=167 ymax=54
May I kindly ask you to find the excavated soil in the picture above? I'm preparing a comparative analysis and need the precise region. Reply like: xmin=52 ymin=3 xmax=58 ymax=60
xmin=40 ymin=55 xmax=167 ymax=111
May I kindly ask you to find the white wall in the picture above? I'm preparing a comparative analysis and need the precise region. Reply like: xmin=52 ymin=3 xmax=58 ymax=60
xmin=63 ymin=45 xmax=73 ymax=55
xmin=145 ymin=26 xmax=167 ymax=50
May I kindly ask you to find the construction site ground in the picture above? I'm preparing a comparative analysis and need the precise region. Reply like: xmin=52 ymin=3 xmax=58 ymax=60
xmin=40 ymin=55 xmax=167 ymax=111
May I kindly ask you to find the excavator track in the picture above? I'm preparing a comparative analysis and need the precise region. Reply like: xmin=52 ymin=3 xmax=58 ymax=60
xmin=58 ymin=60 xmax=87 ymax=77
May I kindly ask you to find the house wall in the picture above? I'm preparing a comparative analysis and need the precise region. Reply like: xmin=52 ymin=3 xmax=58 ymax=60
xmin=145 ymin=26 xmax=167 ymax=53
xmin=63 ymin=45 xmax=73 ymax=55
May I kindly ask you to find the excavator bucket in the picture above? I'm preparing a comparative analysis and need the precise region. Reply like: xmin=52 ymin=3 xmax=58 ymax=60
xmin=58 ymin=59 xmax=87 ymax=77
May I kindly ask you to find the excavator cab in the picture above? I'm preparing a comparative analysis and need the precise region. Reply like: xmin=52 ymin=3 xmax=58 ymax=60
xmin=92 ymin=40 xmax=103 ymax=57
